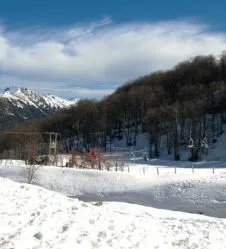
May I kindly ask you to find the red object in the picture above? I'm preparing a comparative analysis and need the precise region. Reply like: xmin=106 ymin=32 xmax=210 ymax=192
xmin=89 ymin=149 xmax=97 ymax=159
xmin=71 ymin=152 xmax=77 ymax=161
xmin=89 ymin=149 xmax=97 ymax=168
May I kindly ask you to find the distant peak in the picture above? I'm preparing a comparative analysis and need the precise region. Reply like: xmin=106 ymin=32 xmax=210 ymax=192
xmin=2 ymin=86 xmax=21 ymax=93
xmin=1 ymin=85 xmax=33 ymax=93
xmin=0 ymin=85 xmax=78 ymax=108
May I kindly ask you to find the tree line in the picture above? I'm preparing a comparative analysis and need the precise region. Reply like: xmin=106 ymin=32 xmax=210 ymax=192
xmin=2 ymin=53 xmax=226 ymax=161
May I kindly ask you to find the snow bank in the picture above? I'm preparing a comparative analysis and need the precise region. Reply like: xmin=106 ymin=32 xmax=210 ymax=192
xmin=1 ymin=177 xmax=226 ymax=249
xmin=0 ymin=160 xmax=26 ymax=166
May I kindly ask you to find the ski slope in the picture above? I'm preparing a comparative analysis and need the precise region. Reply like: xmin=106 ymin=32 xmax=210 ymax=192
xmin=107 ymin=123 xmax=226 ymax=162
xmin=1 ymin=177 xmax=226 ymax=249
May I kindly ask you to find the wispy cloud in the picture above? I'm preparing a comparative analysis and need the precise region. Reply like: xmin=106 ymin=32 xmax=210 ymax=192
xmin=39 ymin=86 xmax=114 ymax=99
xmin=0 ymin=18 xmax=226 ymax=98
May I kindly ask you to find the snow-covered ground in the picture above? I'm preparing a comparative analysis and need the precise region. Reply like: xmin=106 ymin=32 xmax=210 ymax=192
xmin=1 ymin=163 xmax=226 ymax=218
xmin=1 ymin=176 xmax=226 ymax=249
xmin=0 ymin=160 xmax=25 ymax=166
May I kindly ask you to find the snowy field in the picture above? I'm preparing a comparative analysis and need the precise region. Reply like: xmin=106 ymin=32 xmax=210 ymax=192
xmin=2 ymin=159 xmax=226 ymax=248
xmin=1 ymin=176 xmax=226 ymax=249
xmin=1 ymin=162 xmax=226 ymax=218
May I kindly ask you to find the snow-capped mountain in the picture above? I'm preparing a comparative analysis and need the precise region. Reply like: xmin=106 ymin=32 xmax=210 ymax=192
xmin=0 ymin=86 xmax=78 ymax=130
xmin=0 ymin=86 xmax=78 ymax=109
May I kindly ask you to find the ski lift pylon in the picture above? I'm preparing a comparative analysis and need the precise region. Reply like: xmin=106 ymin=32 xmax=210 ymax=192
xmin=143 ymin=147 xmax=149 ymax=161
xmin=129 ymin=146 xmax=135 ymax=159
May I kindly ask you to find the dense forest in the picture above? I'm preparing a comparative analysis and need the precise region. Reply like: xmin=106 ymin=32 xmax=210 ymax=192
xmin=2 ymin=53 xmax=226 ymax=161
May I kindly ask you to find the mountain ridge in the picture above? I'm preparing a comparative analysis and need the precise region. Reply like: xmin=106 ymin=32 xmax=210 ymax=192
xmin=0 ymin=86 xmax=78 ymax=130
xmin=0 ymin=86 xmax=78 ymax=109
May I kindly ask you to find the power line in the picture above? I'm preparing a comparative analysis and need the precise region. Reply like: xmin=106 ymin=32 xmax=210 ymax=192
xmin=0 ymin=131 xmax=60 ymax=166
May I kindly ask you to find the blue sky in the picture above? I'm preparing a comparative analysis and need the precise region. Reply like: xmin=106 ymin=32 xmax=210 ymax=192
xmin=0 ymin=0 xmax=226 ymax=99
xmin=1 ymin=0 xmax=225 ymax=28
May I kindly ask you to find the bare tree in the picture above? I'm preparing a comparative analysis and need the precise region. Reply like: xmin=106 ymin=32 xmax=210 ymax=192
xmin=25 ymin=163 xmax=42 ymax=184
xmin=24 ymin=138 xmax=42 ymax=184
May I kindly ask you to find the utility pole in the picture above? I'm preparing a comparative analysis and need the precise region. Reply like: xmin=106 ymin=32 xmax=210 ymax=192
xmin=54 ymin=132 xmax=58 ymax=166
xmin=48 ymin=132 xmax=52 ymax=165
xmin=48 ymin=132 xmax=58 ymax=166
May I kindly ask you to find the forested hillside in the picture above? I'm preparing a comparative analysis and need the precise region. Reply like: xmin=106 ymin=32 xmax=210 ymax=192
xmin=3 ymin=53 xmax=226 ymax=161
